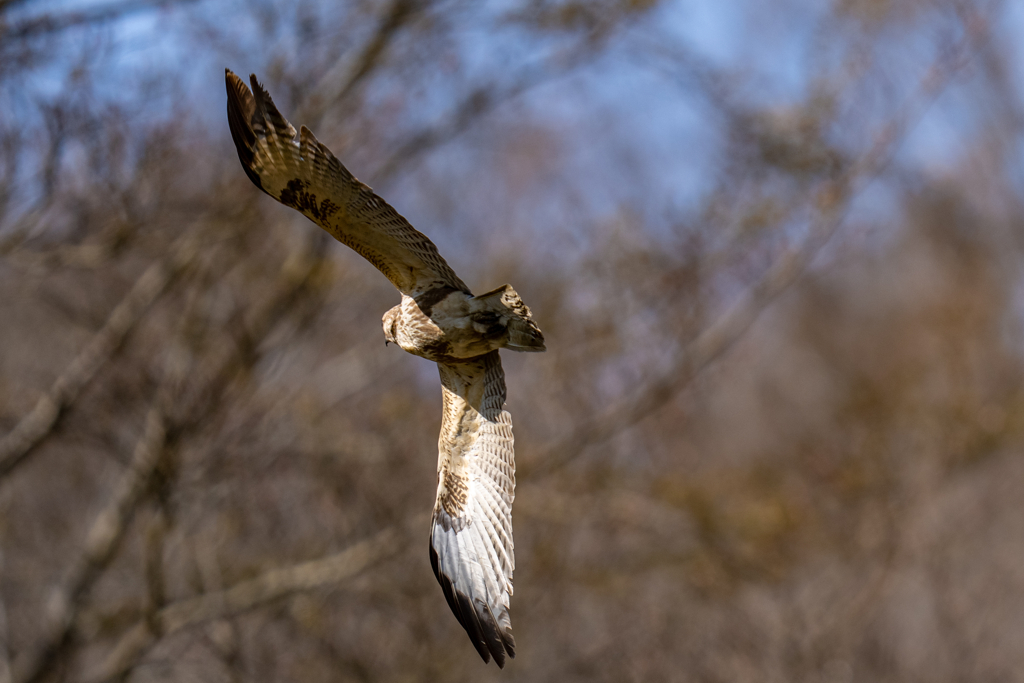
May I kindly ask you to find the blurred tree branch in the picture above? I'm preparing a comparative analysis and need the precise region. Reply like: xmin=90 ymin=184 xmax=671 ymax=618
xmin=523 ymin=9 xmax=990 ymax=478
xmin=0 ymin=549 xmax=9 ymax=683
xmin=296 ymin=0 xmax=426 ymax=126
xmin=372 ymin=33 xmax=608 ymax=181
xmin=9 ymin=231 xmax=329 ymax=682
xmin=158 ymin=524 xmax=401 ymax=632
xmin=86 ymin=523 xmax=407 ymax=683
xmin=0 ymin=237 xmax=199 ymax=481
xmin=11 ymin=331 xmax=190 ymax=683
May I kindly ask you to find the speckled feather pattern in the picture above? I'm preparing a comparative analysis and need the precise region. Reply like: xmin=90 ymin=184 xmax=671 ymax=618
xmin=432 ymin=352 xmax=516 ymax=666
xmin=226 ymin=70 xmax=469 ymax=296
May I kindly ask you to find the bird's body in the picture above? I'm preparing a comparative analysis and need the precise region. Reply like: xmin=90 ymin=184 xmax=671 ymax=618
xmin=225 ymin=70 xmax=543 ymax=668
xmin=386 ymin=285 xmax=544 ymax=362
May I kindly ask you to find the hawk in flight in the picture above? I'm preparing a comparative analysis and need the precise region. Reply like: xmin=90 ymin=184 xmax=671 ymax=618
xmin=225 ymin=70 xmax=545 ymax=667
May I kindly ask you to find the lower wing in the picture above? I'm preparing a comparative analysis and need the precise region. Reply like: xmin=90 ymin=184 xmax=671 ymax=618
xmin=431 ymin=351 xmax=516 ymax=666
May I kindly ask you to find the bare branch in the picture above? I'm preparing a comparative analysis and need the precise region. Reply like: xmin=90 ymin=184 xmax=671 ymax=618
xmin=167 ymin=526 xmax=403 ymax=632
xmin=85 ymin=524 xmax=406 ymax=683
xmin=0 ymin=237 xmax=198 ymax=480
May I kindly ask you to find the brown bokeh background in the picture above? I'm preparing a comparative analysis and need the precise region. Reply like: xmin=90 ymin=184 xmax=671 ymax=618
xmin=2 ymin=0 xmax=1024 ymax=681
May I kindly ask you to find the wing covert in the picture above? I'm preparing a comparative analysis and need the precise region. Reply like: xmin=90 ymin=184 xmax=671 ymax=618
xmin=431 ymin=351 xmax=516 ymax=667
xmin=225 ymin=70 xmax=469 ymax=296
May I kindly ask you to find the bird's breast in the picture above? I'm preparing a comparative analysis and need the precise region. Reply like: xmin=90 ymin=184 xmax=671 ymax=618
xmin=395 ymin=291 xmax=500 ymax=362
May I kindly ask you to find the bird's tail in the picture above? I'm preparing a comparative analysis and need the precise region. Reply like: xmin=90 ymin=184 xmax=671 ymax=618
xmin=473 ymin=285 xmax=546 ymax=352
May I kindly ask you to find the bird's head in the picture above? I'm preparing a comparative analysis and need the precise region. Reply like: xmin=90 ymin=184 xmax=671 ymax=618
xmin=382 ymin=307 xmax=399 ymax=347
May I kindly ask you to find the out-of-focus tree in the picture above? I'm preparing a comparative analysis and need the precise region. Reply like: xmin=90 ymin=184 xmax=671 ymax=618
xmin=1 ymin=0 xmax=1023 ymax=681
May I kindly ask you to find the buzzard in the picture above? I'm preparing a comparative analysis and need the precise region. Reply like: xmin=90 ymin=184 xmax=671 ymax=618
xmin=225 ymin=70 xmax=545 ymax=667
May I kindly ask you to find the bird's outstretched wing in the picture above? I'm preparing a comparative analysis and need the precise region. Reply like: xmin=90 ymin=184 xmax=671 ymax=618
xmin=431 ymin=351 xmax=516 ymax=667
xmin=225 ymin=70 xmax=469 ymax=297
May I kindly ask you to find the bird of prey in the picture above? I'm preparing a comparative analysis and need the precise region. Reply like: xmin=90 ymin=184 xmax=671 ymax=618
xmin=225 ymin=70 xmax=545 ymax=667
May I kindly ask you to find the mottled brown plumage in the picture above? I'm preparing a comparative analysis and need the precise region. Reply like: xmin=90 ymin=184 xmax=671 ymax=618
xmin=226 ymin=70 xmax=545 ymax=667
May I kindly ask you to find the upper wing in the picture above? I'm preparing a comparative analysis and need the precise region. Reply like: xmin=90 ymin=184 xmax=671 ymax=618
xmin=431 ymin=351 xmax=516 ymax=667
xmin=225 ymin=70 xmax=470 ymax=297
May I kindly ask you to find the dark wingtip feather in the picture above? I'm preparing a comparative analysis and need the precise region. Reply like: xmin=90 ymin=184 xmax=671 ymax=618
xmin=457 ymin=589 xmax=495 ymax=665
xmin=430 ymin=540 xmax=513 ymax=667
xmin=497 ymin=612 xmax=516 ymax=659
xmin=248 ymin=73 xmax=295 ymax=140
xmin=478 ymin=603 xmax=507 ymax=668
xmin=224 ymin=68 xmax=263 ymax=191
xmin=248 ymin=73 xmax=265 ymax=96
